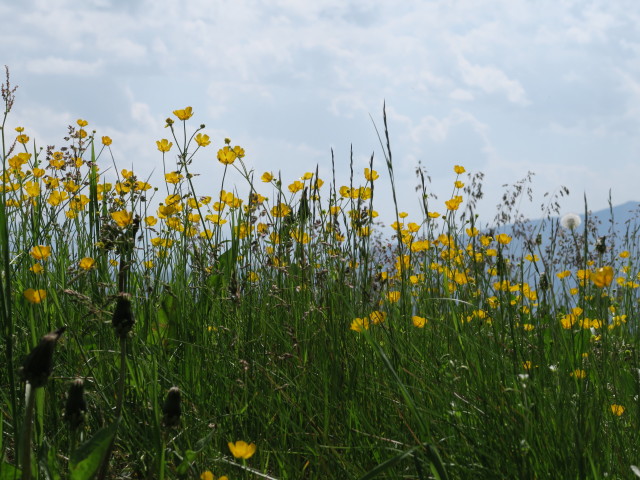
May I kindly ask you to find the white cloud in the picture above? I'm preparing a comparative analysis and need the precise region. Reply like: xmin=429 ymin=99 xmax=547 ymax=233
xmin=25 ymin=57 xmax=104 ymax=76
xmin=457 ymin=57 xmax=530 ymax=106
xmin=450 ymin=89 xmax=474 ymax=101
xmin=565 ymin=7 xmax=617 ymax=44
xmin=1 ymin=0 xmax=639 ymax=224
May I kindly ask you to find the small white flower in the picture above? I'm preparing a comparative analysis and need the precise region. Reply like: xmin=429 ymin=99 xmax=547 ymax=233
xmin=560 ymin=213 xmax=581 ymax=231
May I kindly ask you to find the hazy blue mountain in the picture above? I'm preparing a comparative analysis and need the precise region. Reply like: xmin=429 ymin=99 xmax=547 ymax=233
xmin=482 ymin=201 xmax=640 ymax=290
xmin=496 ymin=200 xmax=640 ymax=252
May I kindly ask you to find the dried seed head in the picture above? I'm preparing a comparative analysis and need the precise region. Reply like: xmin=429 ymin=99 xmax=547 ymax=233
xmin=595 ymin=236 xmax=607 ymax=255
xmin=560 ymin=213 xmax=581 ymax=231
xmin=64 ymin=378 xmax=87 ymax=430
xmin=20 ymin=326 xmax=66 ymax=388
xmin=162 ymin=387 xmax=181 ymax=428
xmin=112 ymin=294 xmax=134 ymax=338
xmin=539 ymin=272 xmax=549 ymax=291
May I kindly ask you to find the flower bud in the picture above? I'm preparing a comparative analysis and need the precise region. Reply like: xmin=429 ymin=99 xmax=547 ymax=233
xmin=64 ymin=378 xmax=87 ymax=430
xmin=20 ymin=326 xmax=66 ymax=388
xmin=112 ymin=294 xmax=134 ymax=338
xmin=162 ymin=387 xmax=181 ymax=428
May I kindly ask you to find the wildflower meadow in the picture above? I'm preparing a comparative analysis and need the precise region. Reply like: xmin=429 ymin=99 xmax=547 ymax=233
xmin=1 ymin=68 xmax=639 ymax=479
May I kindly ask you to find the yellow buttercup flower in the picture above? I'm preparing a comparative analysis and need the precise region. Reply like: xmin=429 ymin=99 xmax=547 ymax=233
xmin=76 ymin=119 xmax=88 ymax=127
xmin=590 ymin=266 xmax=613 ymax=288
xmin=157 ymin=205 xmax=176 ymax=218
xmin=387 ymin=291 xmax=401 ymax=303
xmin=79 ymin=257 xmax=96 ymax=270
xmin=151 ymin=238 xmax=174 ymax=248
xmin=228 ymin=440 xmax=256 ymax=459
xmin=291 ymin=230 xmax=310 ymax=244
xmin=47 ymin=191 xmax=69 ymax=207
xmin=350 ymin=317 xmax=370 ymax=332
xmin=233 ymin=145 xmax=245 ymax=158
xmin=111 ymin=210 xmax=133 ymax=228
xmin=261 ymin=172 xmax=274 ymax=182
xmin=156 ymin=139 xmax=173 ymax=152
xmin=30 ymin=263 xmax=44 ymax=274
xmin=369 ymin=311 xmax=386 ymax=325
xmin=195 ymin=133 xmax=211 ymax=147
xmin=24 ymin=288 xmax=46 ymax=304
xmin=173 ymin=107 xmax=193 ymax=120
xmin=364 ymin=168 xmax=379 ymax=181
xmin=445 ymin=196 xmax=463 ymax=211
xmin=217 ymin=146 xmax=236 ymax=165
xmin=205 ymin=214 xmax=226 ymax=225
xmin=200 ymin=473 xmax=227 ymax=480
xmin=610 ymin=404 xmax=625 ymax=416
xmin=288 ymin=180 xmax=304 ymax=193
xmin=271 ymin=203 xmax=291 ymax=217
xmin=412 ymin=316 xmax=427 ymax=328
xmin=454 ymin=165 xmax=466 ymax=174
xmin=102 ymin=136 xmax=112 ymax=146
xmin=9 ymin=152 xmax=30 ymax=169
xmin=24 ymin=181 xmax=40 ymax=198
xmin=134 ymin=181 xmax=152 ymax=191
xmin=165 ymin=172 xmax=183 ymax=184
xmin=30 ymin=245 xmax=51 ymax=261
xmin=495 ymin=233 xmax=512 ymax=245
xmin=17 ymin=134 xmax=30 ymax=144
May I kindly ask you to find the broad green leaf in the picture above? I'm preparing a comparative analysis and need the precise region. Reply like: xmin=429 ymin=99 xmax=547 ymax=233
xmin=69 ymin=420 xmax=120 ymax=480
xmin=38 ymin=439 xmax=61 ymax=480
xmin=176 ymin=449 xmax=197 ymax=476
xmin=0 ymin=462 xmax=21 ymax=480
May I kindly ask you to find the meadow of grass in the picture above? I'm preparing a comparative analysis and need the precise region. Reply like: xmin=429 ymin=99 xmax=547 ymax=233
xmin=1 ymin=69 xmax=639 ymax=479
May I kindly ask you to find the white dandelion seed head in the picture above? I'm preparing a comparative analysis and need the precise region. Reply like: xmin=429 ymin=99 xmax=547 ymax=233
xmin=560 ymin=213 xmax=581 ymax=231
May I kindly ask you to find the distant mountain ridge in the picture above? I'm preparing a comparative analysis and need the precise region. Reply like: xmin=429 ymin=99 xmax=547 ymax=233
xmin=496 ymin=200 xmax=640 ymax=244
xmin=493 ymin=200 xmax=640 ymax=282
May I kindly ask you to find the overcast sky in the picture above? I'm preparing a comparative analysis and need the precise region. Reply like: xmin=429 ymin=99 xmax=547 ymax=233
xmin=2 ymin=0 xmax=640 ymax=226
